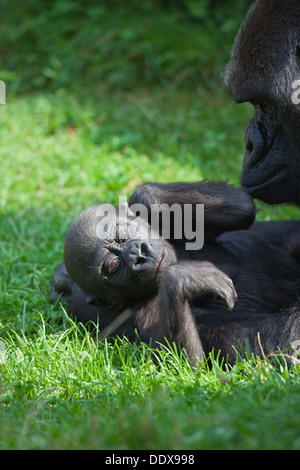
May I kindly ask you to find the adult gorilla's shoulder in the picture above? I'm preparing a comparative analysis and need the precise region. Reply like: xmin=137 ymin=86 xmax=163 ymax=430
xmin=223 ymin=0 xmax=300 ymax=205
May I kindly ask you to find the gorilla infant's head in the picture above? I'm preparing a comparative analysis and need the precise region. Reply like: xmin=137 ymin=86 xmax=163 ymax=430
xmin=64 ymin=203 xmax=177 ymax=311
xmin=223 ymin=0 xmax=300 ymax=204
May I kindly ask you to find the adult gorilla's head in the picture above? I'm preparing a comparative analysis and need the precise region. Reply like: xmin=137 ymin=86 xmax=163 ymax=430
xmin=223 ymin=0 xmax=300 ymax=204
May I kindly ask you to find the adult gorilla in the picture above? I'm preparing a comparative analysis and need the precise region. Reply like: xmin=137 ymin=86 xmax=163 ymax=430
xmin=223 ymin=0 xmax=300 ymax=205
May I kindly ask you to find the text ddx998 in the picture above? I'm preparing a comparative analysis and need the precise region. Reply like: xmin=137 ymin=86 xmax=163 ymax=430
xmin=104 ymin=453 xmax=195 ymax=466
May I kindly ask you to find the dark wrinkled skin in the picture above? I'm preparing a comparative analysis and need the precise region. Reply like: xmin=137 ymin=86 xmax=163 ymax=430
xmin=223 ymin=0 xmax=300 ymax=204
xmin=51 ymin=181 xmax=300 ymax=367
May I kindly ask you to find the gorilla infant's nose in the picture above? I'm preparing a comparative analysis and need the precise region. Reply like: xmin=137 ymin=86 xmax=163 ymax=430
xmin=126 ymin=241 xmax=152 ymax=272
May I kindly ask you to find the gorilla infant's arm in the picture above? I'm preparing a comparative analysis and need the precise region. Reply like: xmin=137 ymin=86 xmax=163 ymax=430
xmin=133 ymin=260 xmax=236 ymax=365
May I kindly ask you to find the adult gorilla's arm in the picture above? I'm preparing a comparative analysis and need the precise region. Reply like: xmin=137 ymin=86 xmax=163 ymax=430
xmin=198 ymin=307 xmax=300 ymax=366
xmin=129 ymin=181 xmax=255 ymax=241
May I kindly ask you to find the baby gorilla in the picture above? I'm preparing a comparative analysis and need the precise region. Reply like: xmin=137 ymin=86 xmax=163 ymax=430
xmin=51 ymin=181 xmax=300 ymax=367
xmin=62 ymin=200 xmax=236 ymax=366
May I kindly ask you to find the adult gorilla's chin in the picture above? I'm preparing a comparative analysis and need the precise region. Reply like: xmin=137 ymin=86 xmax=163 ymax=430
xmin=241 ymin=124 xmax=300 ymax=205
xmin=240 ymin=119 xmax=298 ymax=204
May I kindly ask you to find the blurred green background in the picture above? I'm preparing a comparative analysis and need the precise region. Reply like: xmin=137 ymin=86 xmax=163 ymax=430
xmin=1 ymin=0 xmax=252 ymax=94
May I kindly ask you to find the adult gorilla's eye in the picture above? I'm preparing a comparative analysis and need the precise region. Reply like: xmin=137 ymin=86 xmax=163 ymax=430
xmin=259 ymin=102 xmax=274 ymax=116
xmin=107 ymin=257 xmax=119 ymax=273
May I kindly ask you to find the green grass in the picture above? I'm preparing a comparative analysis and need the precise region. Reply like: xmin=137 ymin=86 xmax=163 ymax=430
xmin=1 ymin=318 xmax=300 ymax=450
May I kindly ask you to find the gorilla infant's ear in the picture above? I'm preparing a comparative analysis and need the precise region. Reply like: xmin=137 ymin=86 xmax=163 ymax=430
xmin=86 ymin=294 xmax=128 ymax=312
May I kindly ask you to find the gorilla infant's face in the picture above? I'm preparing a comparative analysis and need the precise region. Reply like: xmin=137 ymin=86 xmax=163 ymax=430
xmin=64 ymin=204 xmax=177 ymax=310
xmin=223 ymin=0 xmax=300 ymax=205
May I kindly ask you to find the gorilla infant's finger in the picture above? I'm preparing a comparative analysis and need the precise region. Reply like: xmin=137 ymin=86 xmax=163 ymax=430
xmin=215 ymin=274 xmax=237 ymax=313
xmin=224 ymin=281 xmax=238 ymax=312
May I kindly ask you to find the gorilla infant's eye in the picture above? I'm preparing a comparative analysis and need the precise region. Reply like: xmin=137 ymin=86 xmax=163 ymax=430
xmin=108 ymin=257 xmax=119 ymax=273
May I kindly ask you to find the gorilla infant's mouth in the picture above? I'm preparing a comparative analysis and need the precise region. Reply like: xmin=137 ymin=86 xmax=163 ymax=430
xmin=155 ymin=250 xmax=165 ymax=273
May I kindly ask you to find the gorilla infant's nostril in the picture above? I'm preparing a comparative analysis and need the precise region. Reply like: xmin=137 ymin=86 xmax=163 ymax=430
xmin=141 ymin=242 xmax=150 ymax=257
xmin=126 ymin=241 xmax=151 ymax=272
xmin=134 ymin=242 xmax=150 ymax=269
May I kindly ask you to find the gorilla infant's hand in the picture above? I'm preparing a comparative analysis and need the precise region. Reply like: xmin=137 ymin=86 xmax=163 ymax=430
xmin=160 ymin=261 xmax=237 ymax=313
